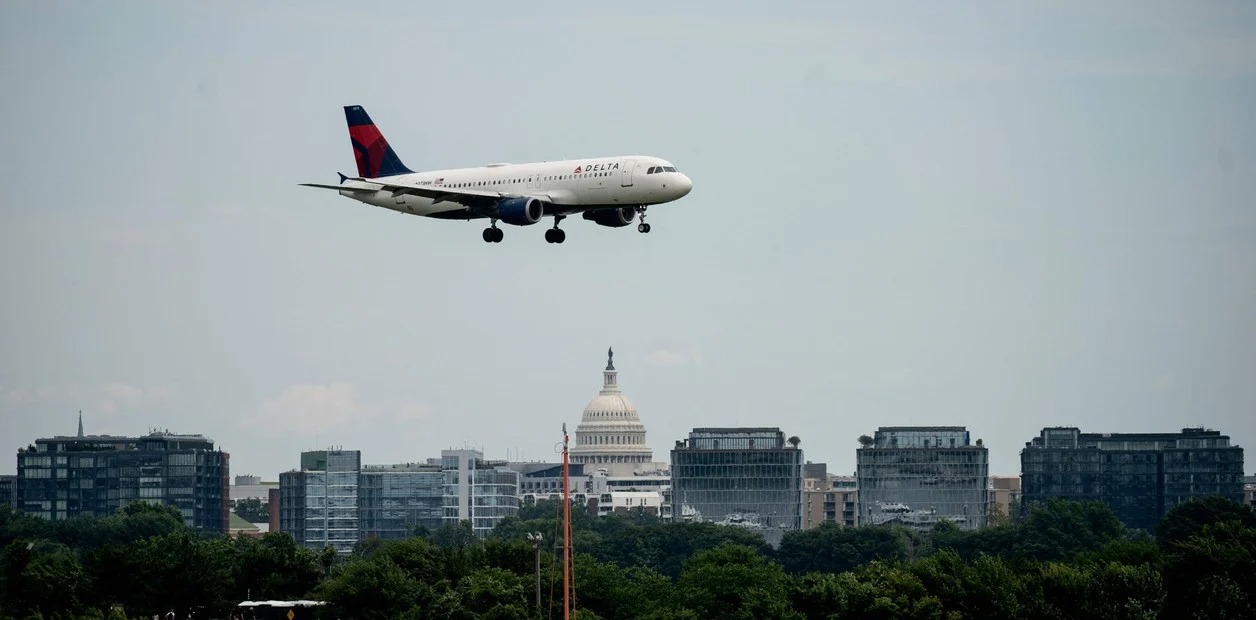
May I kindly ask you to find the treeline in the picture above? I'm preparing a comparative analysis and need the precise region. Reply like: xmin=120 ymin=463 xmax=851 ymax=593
xmin=2 ymin=497 xmax=1254 ymax=619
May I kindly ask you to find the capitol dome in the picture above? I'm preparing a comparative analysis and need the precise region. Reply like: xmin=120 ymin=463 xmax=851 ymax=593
xmin=571 ymin=347 xmax=653 ymax=474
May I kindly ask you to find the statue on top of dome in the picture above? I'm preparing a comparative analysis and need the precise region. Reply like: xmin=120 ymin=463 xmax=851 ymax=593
xmin=606 ymin=346 xmax=615 ymax=371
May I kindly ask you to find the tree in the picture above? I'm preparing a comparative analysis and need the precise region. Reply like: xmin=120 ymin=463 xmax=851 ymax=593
xmin=232 ymin=533 xmax=323 ymax=601
xmin=1014 ymin=499 xmax=1126 ymax=561
xmin=1 ymin=541 xmax=87 ymax=618
xmin=233 ymin=498 xmax=269 ymax=524
xmin=988 ymin=499 xmax=1009 ymax=527
xmin=432 ymin=520 xmax=479 ymax=550
xmin=593 ymin=522 xmax=772 ymax=579
xmin=1156 ymin=496 xmax=1256 ymax=549
xmin=676 ymin=544 xmax=800 ymax=620
xmin=318 ymin=558 xmax=426 ymax=619
xmin=841 ymin=560 xmax=944 ymax=619
xmin=456 ymin=566 xmax=530 ymax=619
xmin=1161 ymin=519 xmax=1256 ymax=619
xmin=777 ymin=523 xmax=912 ymax=574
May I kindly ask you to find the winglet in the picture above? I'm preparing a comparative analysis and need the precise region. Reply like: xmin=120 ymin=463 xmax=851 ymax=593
xmin=338 ymin=172 xmax=348 ymax=184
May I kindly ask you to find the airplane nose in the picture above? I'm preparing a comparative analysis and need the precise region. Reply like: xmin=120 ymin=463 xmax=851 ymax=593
xmin=676 ymin=174 xmax=693 ymax=197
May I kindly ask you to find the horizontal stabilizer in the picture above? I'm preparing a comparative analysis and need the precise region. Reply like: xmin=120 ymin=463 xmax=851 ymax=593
xmin=299 ymin=183 xmax=375 ymax=193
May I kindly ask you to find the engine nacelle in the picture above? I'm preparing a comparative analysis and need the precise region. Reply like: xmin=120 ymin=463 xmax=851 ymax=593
xmin=497 ymin=197 xmax=545 ymax=226
xmin=582 ymin=207 xmax=635 ymax=228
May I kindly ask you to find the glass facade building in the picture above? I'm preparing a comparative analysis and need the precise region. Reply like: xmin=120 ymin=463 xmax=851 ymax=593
xmin=1021 ymin=427 xmax=1245 ymax=531
xmin=359 ymin=464 xmax=445 ymax=540
xmin=669 ymin=427 xmax=804 ymax=546
xmin=857 ymin=426 xmax=989 ymax=531
xmin=279 ymin=450 xmax=362 ymax=554
xmin=14 ymin=432 xmax=229 ymax=533
xmin=441 ymin=449 xmax=520 ymax=538
xmin=0 ymin=475 xmax=16 ymax=509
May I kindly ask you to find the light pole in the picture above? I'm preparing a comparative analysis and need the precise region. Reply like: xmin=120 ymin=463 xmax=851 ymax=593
xmin=526 ymin=531 xmax=543 ymax=615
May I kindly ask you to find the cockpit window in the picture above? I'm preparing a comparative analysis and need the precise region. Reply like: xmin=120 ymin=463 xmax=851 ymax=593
xmin=664 ymin=166 xmax=677 ymax=172
xmin=647 ymin=166 xmax=657 ymax=174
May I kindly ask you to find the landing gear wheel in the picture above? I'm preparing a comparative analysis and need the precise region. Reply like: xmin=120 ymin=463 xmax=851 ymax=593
xmin=483 ymin=227 xmax=503 ymax=243
xmin=545 ymin=216 xmax=567 ymax=243
xmin=637 ymin=223 xmax=651 ymax=234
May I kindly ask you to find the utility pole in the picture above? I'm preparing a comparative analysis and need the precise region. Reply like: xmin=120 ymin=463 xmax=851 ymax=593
xmin=526 ymin=531 xmax=543 ymax=614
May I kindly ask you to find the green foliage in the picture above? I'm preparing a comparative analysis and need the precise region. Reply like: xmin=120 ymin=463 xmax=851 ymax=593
xmin=777 ymin=522 xmax=914 ymax=574
xmin=1161 ymin=519 xmax=1256 ymax=618
xmin=929 ymin=499 xmax=1128 ymax=564
xmin=231 ymin=532 xmax=324 ymax=600
xmin=676 ymin=544 xmax=800 ymax=620
xmin=1156 ymin=496 xmax=1256 ymax=549
xmin=988 ymin=498 xmax=1011 ymax=526
xmin=1 ymin=496 xmax=1253 ymax=618
xmin=457 ymin=567 xmax=530 ymax=618
xmin=1014 ymin=498 xmax=1127 ymax=561
xmin=232 ymin=497 xmax=270 ymax=523
xmin=318 ymin=557 xmax=426 ymax=619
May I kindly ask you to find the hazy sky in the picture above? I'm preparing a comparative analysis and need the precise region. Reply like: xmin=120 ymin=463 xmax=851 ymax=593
xmin=2 ymin=1 xmax=1254 ymax=478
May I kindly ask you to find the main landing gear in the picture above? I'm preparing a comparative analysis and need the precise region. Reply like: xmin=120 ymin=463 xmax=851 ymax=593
xmin=636 ymin=206 xmax=652 ymax=233
xmin=482 ymin=220 xmax=503 ymax=243
xmin=545 ymin=215 xmax=567 ymax=244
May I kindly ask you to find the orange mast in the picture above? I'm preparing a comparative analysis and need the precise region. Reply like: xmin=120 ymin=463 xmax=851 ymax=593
xmin=561 ymin=422 xmax=573 ymax=619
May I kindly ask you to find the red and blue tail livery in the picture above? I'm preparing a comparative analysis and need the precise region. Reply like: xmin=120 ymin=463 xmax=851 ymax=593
xmin=344 ymin=105 xmax=413 ymax=178
xmin=302 ymin=105 xmax=692 ymax=244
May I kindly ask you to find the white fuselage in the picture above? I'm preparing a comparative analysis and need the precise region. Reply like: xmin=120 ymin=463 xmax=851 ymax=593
xmin=340 ymin=155 xmax=692 ymax=219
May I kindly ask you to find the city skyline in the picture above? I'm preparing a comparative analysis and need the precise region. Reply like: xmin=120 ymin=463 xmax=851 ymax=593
xmin=3 ymin=2 xmax=1254 ymax=479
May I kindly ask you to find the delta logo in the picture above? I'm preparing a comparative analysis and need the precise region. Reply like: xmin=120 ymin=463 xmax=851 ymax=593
xmin=574 ymin=162 xmax=620 ymax=174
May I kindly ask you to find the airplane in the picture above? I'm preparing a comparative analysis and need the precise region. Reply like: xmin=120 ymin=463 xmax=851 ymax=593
xmin=300 ymin=106 xmax=693 ymax=244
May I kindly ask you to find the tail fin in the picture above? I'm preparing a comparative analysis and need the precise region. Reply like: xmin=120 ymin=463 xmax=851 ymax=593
xmin=344 ymin=105 xmax=413 ymax=178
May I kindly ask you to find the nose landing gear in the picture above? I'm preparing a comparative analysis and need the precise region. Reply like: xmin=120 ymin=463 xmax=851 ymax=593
xmin=636 ymin=206 xmax=651 ymax=233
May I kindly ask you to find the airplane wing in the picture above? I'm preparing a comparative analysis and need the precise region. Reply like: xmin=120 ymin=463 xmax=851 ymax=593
xmin=372 ymin=181 xmax=504 ymax=208
xmin=300 ymin=178 xmax=556 ymax=210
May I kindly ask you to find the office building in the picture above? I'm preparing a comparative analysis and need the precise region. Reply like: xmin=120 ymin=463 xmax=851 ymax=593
xmin=804 ymin=474 xmax=858 ymax=529
xmin=14 ymin=423 xmax=229 ymax=533
xmin=359 ymin=463 xmax=445 ymax=540
xmin=803 ymin=463 xmax=829 ymax=529
xmin=442 ymin=449 xmax=520 ymax=538
xmin=0 ymin=475 xmax=17 ymax=509
xmin=279 ymin=449 xmax=362 ymax=554
xmin=830 ymin=476 xmax=859 ymax=527
xmin=1021 ymin=427 xmax=1245 ymax=531
xmin=857 ymin=426 xmax=989 ymax=531
xmin=989 ymin=476 xmax=1021 ymax=523
xmin=670 ymin=427 xmax=804 ymax=546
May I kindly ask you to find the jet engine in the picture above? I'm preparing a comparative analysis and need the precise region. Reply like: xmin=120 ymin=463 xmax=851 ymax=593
xmin=582 ymin=206 xmax=635 ymax=228
xmin=497 ymin=197 xmax=545 ymax=226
